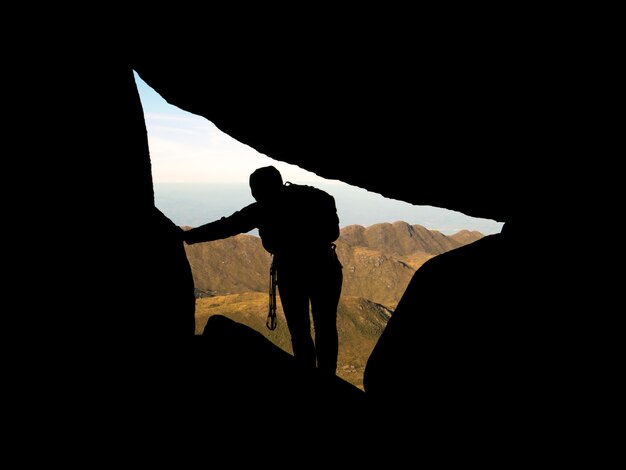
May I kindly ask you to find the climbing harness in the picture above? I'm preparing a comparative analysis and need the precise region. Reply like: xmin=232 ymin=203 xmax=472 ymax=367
xmin=266 ymin=256 xmax=278 ymax=330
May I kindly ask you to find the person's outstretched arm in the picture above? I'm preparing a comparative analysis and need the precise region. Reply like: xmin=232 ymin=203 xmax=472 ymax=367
xmin=182 ymin=203 xmax=258 ymax=244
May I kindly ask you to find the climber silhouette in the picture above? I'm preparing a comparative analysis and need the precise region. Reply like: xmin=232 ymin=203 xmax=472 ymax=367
xmin=183 ymin=166 xmax=343 ymax=375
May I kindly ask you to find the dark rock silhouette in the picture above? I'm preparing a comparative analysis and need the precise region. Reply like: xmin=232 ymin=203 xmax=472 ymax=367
xmin=198 ymin=315 xmax=366 ymax=413
xmin=365 ymin=225 xmax=546 ymax=415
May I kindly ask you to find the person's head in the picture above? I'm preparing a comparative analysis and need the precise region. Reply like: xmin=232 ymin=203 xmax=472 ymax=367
xmin=249 ymin=166 xmax=283 ymax=202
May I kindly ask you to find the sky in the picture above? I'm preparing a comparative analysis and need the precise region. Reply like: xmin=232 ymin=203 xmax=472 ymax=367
xmin=134 ymin=72 xmax=329 ymax=185
xmin=134 ymin=71 xmax=504 ymax=235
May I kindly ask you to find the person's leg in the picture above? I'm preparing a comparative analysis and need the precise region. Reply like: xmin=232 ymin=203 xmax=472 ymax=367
xmin=310 ymin=258 xmax=343 ymax=375
xmin=277 ymin=267 xmax=316 ymax=371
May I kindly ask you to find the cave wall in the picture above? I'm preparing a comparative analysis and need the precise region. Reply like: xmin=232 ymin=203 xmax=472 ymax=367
xmin=8 ymin=7 xmax=598 ymax=454
xmin=23 ymin=12 xmax=565 ymax=350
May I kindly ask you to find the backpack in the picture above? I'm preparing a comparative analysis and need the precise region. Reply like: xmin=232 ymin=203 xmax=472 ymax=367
xmin=283 ymin=182 xmax=340 ymax=244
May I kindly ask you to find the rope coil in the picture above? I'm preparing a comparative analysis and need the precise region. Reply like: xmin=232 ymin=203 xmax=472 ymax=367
xmin=266 ymin=257 xmax=277 ymax=330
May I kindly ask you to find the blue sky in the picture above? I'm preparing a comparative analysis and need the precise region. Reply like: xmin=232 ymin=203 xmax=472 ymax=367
xmin=134 ymin=71 xmax=504 ymax=235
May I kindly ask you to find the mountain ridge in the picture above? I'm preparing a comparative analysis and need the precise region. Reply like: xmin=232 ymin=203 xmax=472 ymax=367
xmin=184 ymin=221 xmax=484 ymax=308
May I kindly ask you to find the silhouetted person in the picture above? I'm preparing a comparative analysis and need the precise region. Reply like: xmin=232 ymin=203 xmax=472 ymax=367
xmin=182 ymin=166 xmax=343 ymax=375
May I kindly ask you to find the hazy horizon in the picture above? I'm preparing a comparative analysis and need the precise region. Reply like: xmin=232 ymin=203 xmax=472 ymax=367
xmin=155 ymin=182 xmax=504 ymax=236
